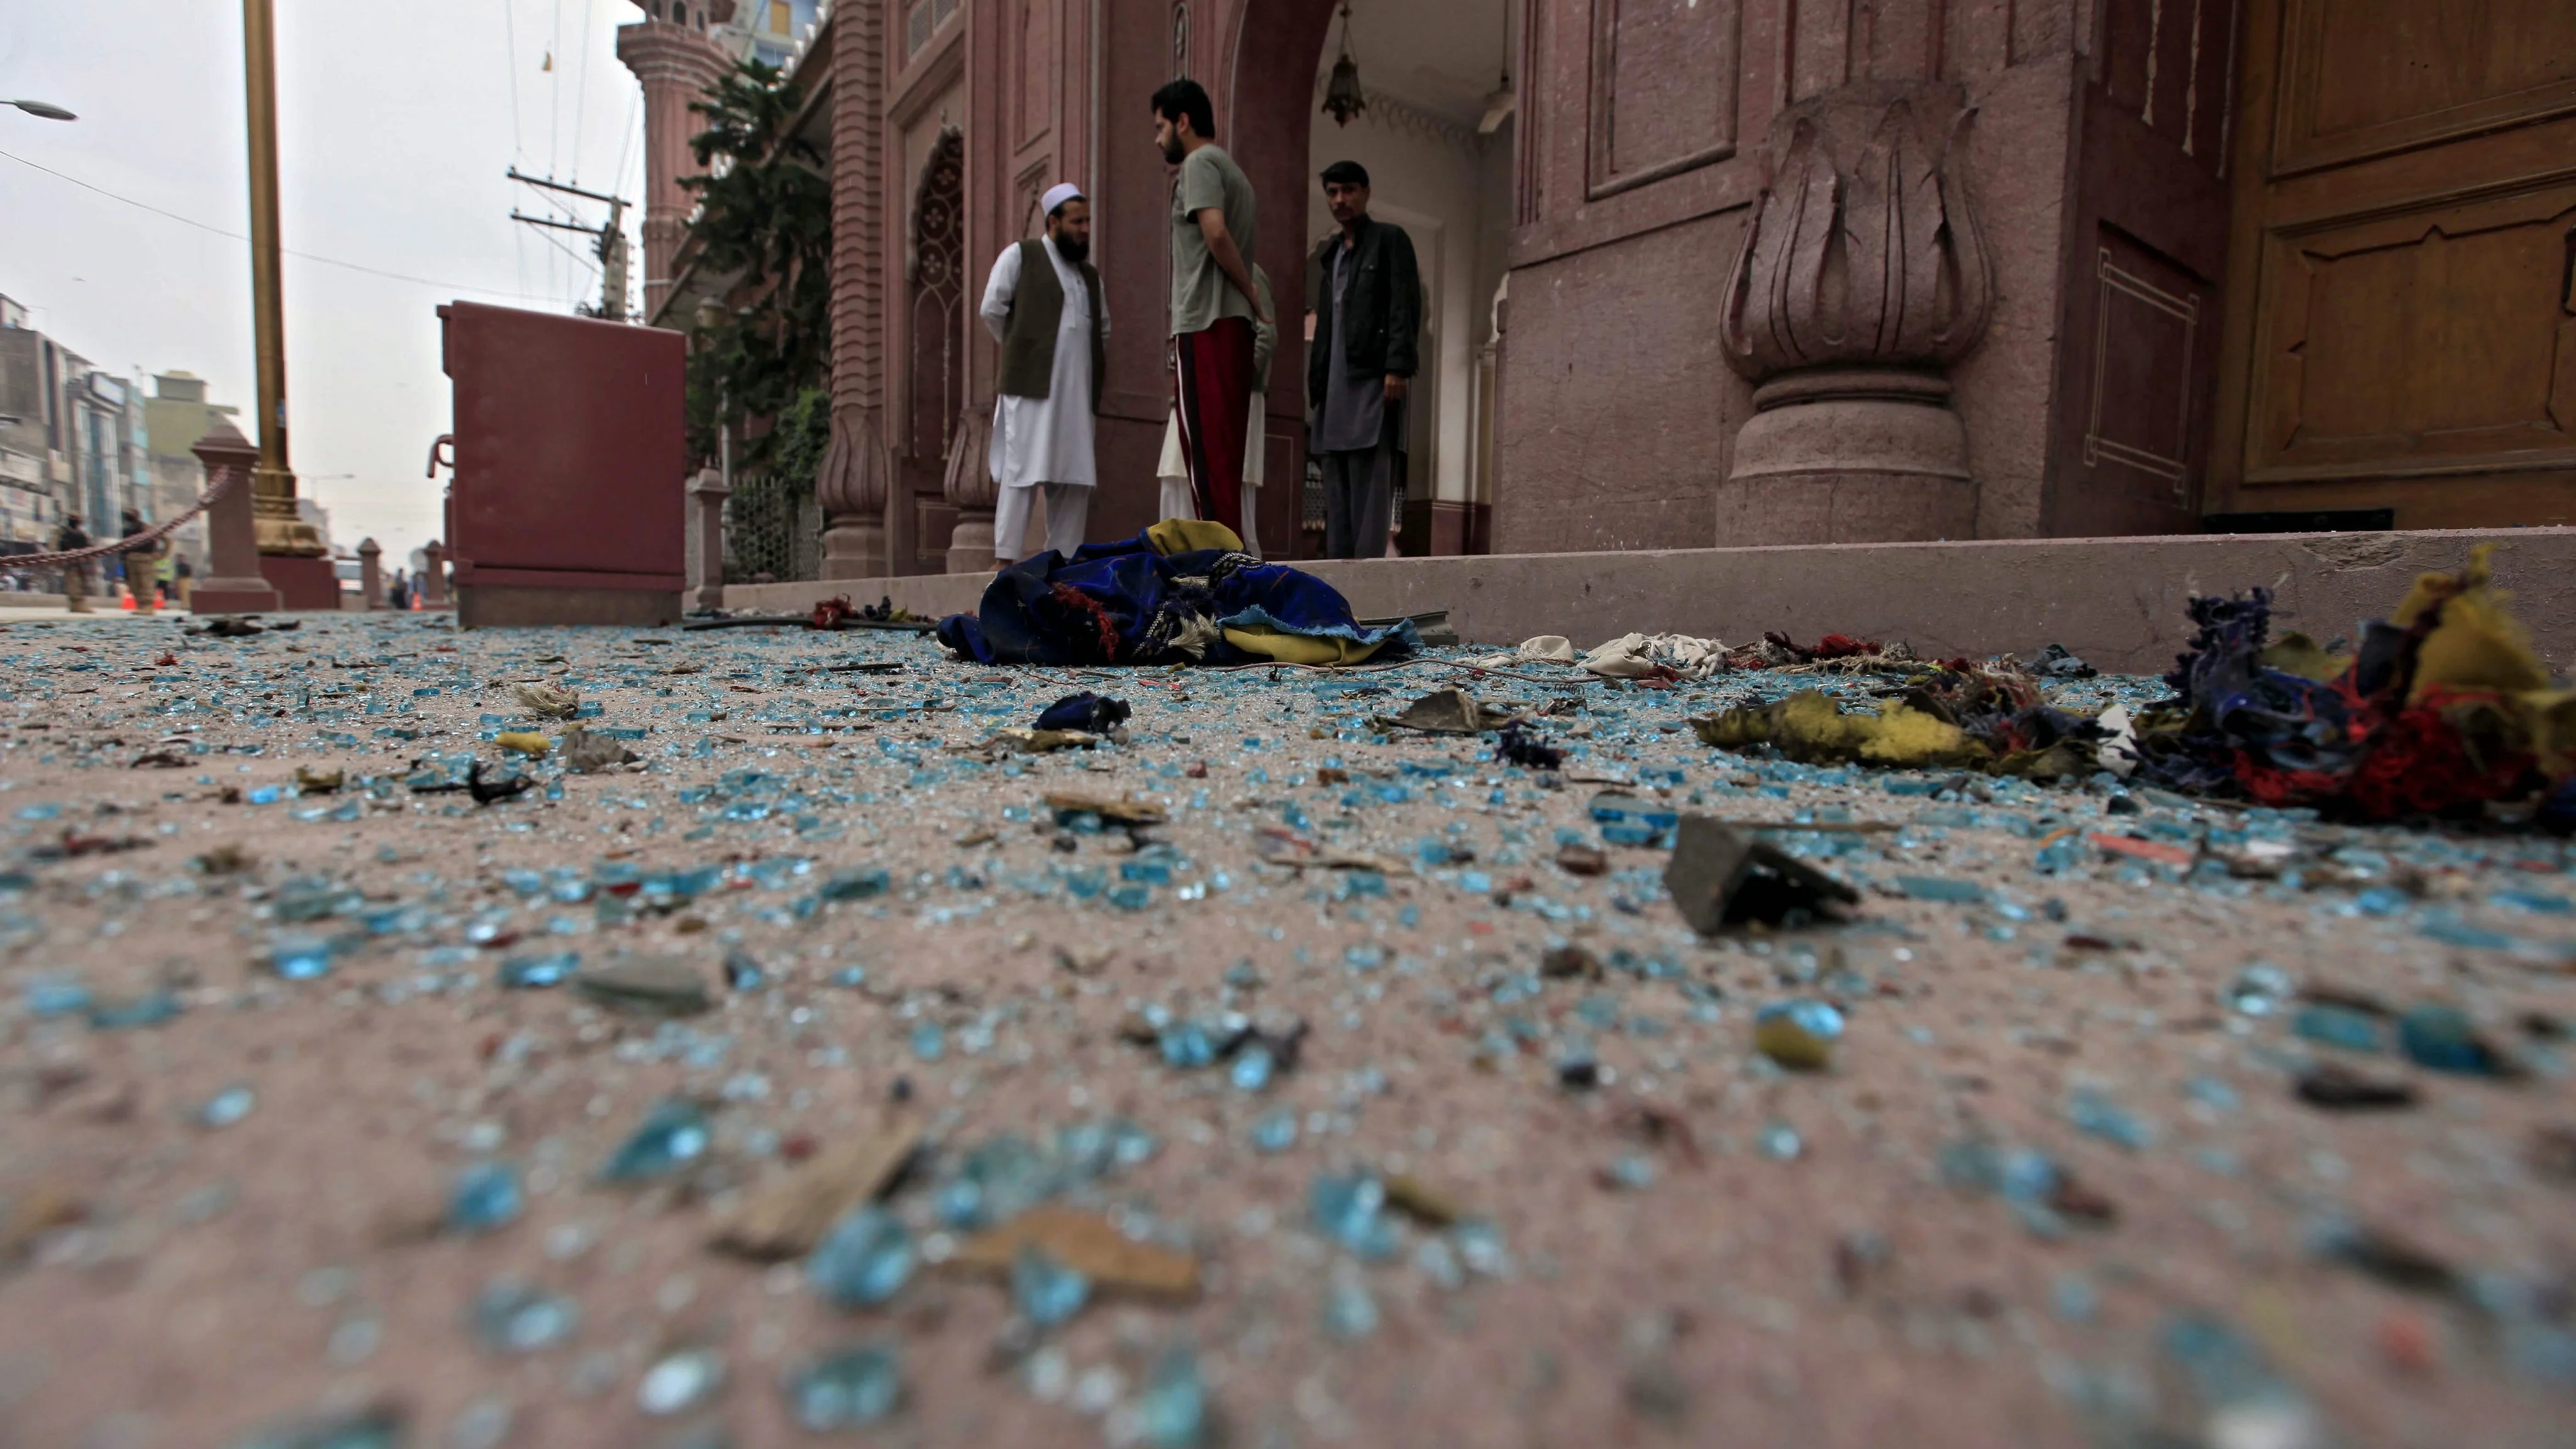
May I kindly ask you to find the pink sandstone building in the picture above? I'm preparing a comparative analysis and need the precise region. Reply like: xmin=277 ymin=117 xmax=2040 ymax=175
xmin=621 ymin=0 xmax=2576 ymax=574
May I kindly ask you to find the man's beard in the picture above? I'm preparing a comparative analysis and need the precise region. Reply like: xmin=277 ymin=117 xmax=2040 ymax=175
xmin=1052 ymin=234 xmax=1090 ymax=264
xmin=1160 ymin=135 xmax=1185 ymax=163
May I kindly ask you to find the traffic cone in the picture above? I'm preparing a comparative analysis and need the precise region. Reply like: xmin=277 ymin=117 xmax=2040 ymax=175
xmin=118 ymin=582 xmax=135 ymax=611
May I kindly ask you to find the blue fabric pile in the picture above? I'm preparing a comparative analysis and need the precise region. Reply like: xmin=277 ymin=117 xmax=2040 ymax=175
xmin=936 ymin=526 xmax=1415 ymax=668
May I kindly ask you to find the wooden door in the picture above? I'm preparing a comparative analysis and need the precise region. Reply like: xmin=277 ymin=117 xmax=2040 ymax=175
xmin=2207 ymin=0 xmax=2576 ymax=528
xmin=2045 ymin=0 xmax=2245 ymax=538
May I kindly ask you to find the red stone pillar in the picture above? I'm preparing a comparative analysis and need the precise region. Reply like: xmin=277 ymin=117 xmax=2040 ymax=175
xmin=420 ymin=541 xmax=448 ymax=607
xmin=616 ymin=16 xmax=731 ymax=325
xmin=814 ymin=0 xmax=892 ymax=580
xmin=189 ymin=418 xmax=284 ymax=614
xmin=357 ymin=536 xmax=384 ymax=609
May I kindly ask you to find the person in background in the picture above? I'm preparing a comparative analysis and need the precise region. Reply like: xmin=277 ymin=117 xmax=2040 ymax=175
xmin=388 ymin=567 xmax=411 ymax=613
xmin=119 ymin=511 xmax=163 ymax=615
xmin=173 ymin=553 xmax=194 ymax=609
xmin=1157 ymin=265 xmax=1276 ymax=560
xmin=54 ymin=515 xmax=91 ymax=613
xmin=1306 ymin=159 xmax=1420 ymax=560
xmin=980 ymin=182 xmax=1107 ymax=569
xmin=1154 ymin=77 xmax=1265 ymax=540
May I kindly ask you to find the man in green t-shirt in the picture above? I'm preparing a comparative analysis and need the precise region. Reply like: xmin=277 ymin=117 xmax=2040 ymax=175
xmin=1153 ymin=78 xmax=1265 ymax=540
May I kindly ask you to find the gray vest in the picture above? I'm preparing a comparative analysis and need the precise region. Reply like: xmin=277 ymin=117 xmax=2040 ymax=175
xmin=997 ymin=239 xmax=1105 ymax=409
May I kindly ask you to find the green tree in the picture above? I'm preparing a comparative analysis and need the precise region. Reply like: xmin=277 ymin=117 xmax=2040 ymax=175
xmin=680 ymin=58 xmax=831 ymax=476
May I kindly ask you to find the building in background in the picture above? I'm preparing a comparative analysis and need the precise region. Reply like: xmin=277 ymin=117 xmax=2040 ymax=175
xmin=619 ymin=0 xmax=2576 ymax=572
xmin=723 ymin=0 xmax=821 ymax=66
xmin=0 ymin=296 xmax=57 ymax=548
xmin=143 ymin=371 xmax=238 ymax=569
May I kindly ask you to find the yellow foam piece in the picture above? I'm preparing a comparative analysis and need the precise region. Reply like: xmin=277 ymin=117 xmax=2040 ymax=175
xmin=1219 ymin=625 xmax=1387 ymax=667
xmin=1146 ymin=519 xmax=1243 ymax=557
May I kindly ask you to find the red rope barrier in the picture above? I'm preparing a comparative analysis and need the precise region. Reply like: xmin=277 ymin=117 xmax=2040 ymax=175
xmin=6 ymin=463 xmax=247 ymax=569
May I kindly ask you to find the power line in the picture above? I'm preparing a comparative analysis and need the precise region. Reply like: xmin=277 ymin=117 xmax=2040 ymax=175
xmin=0 ymin=146 xmax=568 ymax=305
xmin=501 ymin=0 xmax=526 ymax=162
xmin=571 ymin=0 xmax=598 ymax=182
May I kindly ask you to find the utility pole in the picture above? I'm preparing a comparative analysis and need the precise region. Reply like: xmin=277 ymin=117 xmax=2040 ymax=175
xmin=508 ymin=167 xmax=635 ymax=321
xmin=240 ymin=0 xmax=325 ymax=558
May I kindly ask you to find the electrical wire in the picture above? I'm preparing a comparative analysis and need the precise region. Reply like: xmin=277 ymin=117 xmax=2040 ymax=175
xmin=0 ymin=146 xmax=568 ymax=304
xmin=570 ymin=0 xmax=597 ymax=183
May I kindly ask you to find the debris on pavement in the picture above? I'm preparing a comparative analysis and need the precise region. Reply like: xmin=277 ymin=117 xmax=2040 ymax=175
xmin=1662 ymin=814 xmax=1861 ymax=931
xmin=0 ymin=589 xmax=2567 ymax=1449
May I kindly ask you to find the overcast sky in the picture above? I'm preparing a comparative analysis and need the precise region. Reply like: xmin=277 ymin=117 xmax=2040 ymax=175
xmin=0 ymin=1 xmax=648 ymax=558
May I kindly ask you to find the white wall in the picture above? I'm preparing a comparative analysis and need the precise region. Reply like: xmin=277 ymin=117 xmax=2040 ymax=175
xmin=1306 ymin=94 xmax=1509 ymax=506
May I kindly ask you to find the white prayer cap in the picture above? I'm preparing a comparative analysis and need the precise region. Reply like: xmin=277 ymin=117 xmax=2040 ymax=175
xmin=1041 ymin=182 xmax=1085 ymax=216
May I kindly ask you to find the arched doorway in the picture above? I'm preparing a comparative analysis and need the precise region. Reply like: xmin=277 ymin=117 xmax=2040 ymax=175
xmin=1226 ymin=0 xmax=1516 ymax=558
xmin=902 ymin=126 xmax=967 ymax=571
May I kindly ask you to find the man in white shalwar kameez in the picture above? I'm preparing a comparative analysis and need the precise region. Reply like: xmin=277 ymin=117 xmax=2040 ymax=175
xmin=981 ymin=183 xmax=1108 ymax=568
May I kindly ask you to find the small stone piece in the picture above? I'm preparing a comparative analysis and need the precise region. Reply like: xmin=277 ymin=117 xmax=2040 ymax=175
xmin=601 ymin=1099 xmax=714 ymax=1182
xmin=447 ymin=1161 xmax=525 ymax=1235
xmin=1383 ymin=1173 xmax=1467 ymax=1227
xmin=638 ymin=1348 xmax=726 ymax=1416
xmin=2294 ymin=1063 xmax=2418 ymax=1112
xmin=808 ymin=1206 xmax=915 ymax=1309
xmin=292 ymin=767 xmax=343 ymax=794
xmin=2396 ymin=1004 xmax=2513 ymax=1077
xmin=947 ymin=1206 xmax=1201 ymax=1299
xmin=1555 ymin=843 xmax=1609 ymax=876
xmin=786 ymin=1343 xmax=903 ymax=1430
xmin=229 ymin=1403 xmax=406 ymax=1449
xmin=470 ymin=1280 xmax=580 ymax=1353
xmin=1664 ymin=816 xmax=1859 ymax=933
xmin=1011 ymin=1243 xmax=1093 ymax=1326
xmin=712 ymin=1119 xmax=923 ymax=1261
xmin=574 ymin=957 xmax=712 ymax=1017
xmin=494 ymin=731 xmax=552 ymax=757
xmin=1754 ymin=999 xmax=1845 ymax=1070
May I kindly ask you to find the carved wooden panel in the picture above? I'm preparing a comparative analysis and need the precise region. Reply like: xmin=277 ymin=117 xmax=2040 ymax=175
xmin=2246 ymin=184 xmax=2576 ymax=484
xmin=1587 ymin=0 xmax=1740 ymax=199
xmin=2084 ymin=236 xmax=2204 ymax=497
xmin=2273 ymin=0 xmax=2576 ymax=174
xmin=2099 ymin=0 xmax=2238 ymax=174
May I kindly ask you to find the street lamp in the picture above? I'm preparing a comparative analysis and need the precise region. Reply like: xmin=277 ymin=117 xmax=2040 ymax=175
xmin=7 ymin=100 xmax=77 ymax=121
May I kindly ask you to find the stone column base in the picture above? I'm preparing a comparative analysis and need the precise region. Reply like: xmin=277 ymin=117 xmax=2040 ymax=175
xmin=191 ymin=579 xmax=284 ymax=614
xmin=820 ymin=521 xmax=889 ymax=581
xmin=1718 ymin=369 xmax=1977 ymax=545
xmin=258 ymin=555 xmax=343 ymax=611
xmin=945 ymin=508 xmax=996 ymax=574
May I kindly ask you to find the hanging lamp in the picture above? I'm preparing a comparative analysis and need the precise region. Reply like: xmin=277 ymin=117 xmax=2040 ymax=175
xmin=1321 ymin=1 xmax=1366 ymax=128
xmin=1478 ymin=0 xmax=1517 ymax=135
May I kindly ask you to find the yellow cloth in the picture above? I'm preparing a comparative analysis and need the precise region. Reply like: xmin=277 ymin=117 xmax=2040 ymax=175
xmin=1691 ymin=691 xmax=1985 ymax=768
xmin=1145 ymin=518 xmax=1243 ymax=557
xmin=1220 ymin=625 xmax=1389 ymax=667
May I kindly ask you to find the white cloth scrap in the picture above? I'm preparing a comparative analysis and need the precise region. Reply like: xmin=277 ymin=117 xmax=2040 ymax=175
xmin=1579 ymin=633 xmax=1728 ymax=679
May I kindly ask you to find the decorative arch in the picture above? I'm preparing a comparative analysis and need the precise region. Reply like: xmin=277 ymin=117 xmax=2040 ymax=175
xmin=904 ymin=126 xmax=967 ymax=471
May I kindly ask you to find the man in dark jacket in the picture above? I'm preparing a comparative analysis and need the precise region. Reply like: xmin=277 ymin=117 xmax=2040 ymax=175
xmin=53 ymin=514 xmax=92 ymax=613
xmin=1306 ymin=160 xmax=1420 ymax=559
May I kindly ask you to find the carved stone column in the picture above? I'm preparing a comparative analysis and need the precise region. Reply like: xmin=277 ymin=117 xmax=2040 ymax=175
xmin=686 ymin=467 xmax=731 ymax=611
xmin=941 ymin=408 xmax=996 ymax=572
xmin=357 ymin=537 xmax=383 ymax=609
xmin=1716 ymin=81 xmax=1994 ymax=544
xmin=420 ymin=541 xmax=448 ymax=607
xmin=815 ymin=0 xmax=892 ymax=580
xmin=187 ymin=418 xmax=284 ymax=615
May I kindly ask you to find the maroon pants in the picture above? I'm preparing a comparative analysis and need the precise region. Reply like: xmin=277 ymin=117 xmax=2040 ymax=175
xmin=1170 ymin=318 xmax=1256 ymax=535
